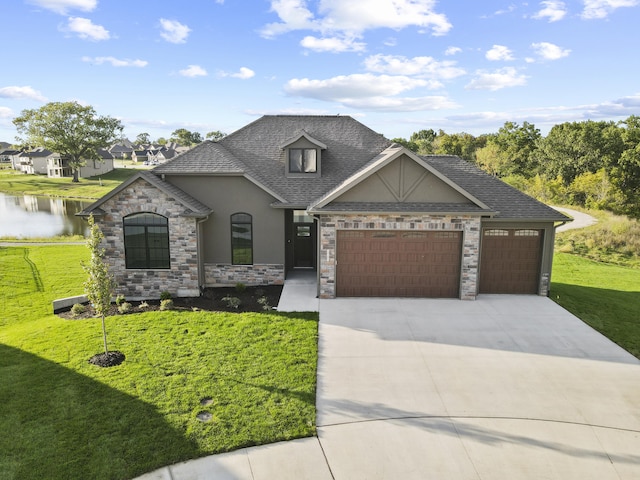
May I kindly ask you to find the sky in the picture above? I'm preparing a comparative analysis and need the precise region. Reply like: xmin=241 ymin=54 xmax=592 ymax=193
xmin=1 ymin=0 xmax=639 ymax=144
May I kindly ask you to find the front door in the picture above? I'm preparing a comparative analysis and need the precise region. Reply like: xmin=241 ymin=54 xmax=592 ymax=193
xmin=294 ymin=223 xmax=314 ymax=267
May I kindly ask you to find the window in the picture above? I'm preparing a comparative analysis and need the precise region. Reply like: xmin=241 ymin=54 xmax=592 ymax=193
xmin=289 ymin=148 xmax=317 ymax=173
xmin=123 ymin=213 xmax=170 ymax=269
xmin=231 ymin=213 xmax=253 ymax=265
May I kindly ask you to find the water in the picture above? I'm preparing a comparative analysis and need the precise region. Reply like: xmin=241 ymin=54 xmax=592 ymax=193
xmin=0 ymin=193 xmax=91 ymax=238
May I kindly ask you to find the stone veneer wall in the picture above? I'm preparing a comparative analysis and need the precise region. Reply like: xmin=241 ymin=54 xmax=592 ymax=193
xmin=98 ymin=178 xmax=201 ymax=299
xmin=204 ymin=264 xmax=285 ymax=287
xmin=319 ymin=214 xmax=481 ymax=300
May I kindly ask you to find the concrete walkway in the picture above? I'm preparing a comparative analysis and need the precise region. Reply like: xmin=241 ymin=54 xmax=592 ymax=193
xmin=137 ymin=296 xmax=640 ymax=479
xmin=552 ymin=206 xmax=598 ymax=232
xmin=275 ymin=269 xmax=319 ymax=312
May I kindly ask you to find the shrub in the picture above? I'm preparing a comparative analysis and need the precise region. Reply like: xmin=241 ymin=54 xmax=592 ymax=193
xmin=71 ymin=303 xmax=86 ymax=317
xmin=138 ymin=301 xmax=150 ymax=311
xmin=257 ymin=296 xmax=272 ymax=311
xmin=159 ymin=299 xmax=174 ymax=311
xmin=222 ymin=295 xmax=241 ymax=309
xmin=115 ymin=294 xmax=126 ymax=306
xmin=118 ymin=302 xmax=133 ymax=314
xmin=160 ymin=291 xmax=172 ymax=301
xmin=235 ymin=282 xmax=246 ymax=293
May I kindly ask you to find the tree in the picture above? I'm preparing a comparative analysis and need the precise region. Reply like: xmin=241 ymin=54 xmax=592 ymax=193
xmin=489 ymin=121 xmax=541 ymax=177
xmin=13 ymin=101 xmax=123 ymax=182
xmin=82 ymin=215 xmax=117 ymax=360
xmin=135 ymin=132 xmax=151 ymax=145
xmin=534 ymin=120 xmax=624 ymax=185
xmin=391 ymin=137 xmax=419 ymax=152
xmin=170 ymin=128 xmax=203 ymax=146
xmin=206 ymin=130 xmax=227 ymax=141
xmin=433 ymin=130 xmax=480 ymax=162
xmin=410 ymin=129 xmax=437 ymax=154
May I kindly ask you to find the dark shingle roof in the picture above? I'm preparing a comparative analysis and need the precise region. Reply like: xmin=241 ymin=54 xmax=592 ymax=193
xmin=154 ymin=115 xmax=392 ymax=204
xmin=146 ymin=116 xmax=568 ymax=222
xmin=78 ymin=171 xmax=212 ymax=218
xmin=153 ymin=141 xmax=245 ymax=174
xmin=424 ymin=156 xmax=569 ymax=221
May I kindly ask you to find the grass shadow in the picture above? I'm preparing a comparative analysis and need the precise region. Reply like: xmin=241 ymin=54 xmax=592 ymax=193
xmin=0 ymin=343 xmax=200 ymax=480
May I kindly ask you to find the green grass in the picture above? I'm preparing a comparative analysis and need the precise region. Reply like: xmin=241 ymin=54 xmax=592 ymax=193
xmin=551 ymin=252 xmax=640 ymax=359
xmin=0 ymin=245 xmax=318 ymax=480
xmin=0 ymin=168 xmax=139 ymax=200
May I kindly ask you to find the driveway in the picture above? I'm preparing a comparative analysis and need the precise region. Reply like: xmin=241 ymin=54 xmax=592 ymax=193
xmin=140 ymin=296 xmax=640 ymax=479
xmin=317 ymin=296 xmax=640 ymax=479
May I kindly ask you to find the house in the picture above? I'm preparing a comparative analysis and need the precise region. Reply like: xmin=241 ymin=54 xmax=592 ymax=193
xmin=19 ymin=148 xmax=63 ymax=175
xmin=78 ymin=149 xmax=115 ymax=177
xmin=0 ymin=149 xmax=22 ymax=169
xmin=79 ymin=115 xmax=570 ymax=300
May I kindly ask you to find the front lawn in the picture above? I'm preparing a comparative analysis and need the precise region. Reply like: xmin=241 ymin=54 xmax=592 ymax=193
xmin=0 ymin=245 xmax=318 ymax=480
xmin=551 ymin=252 xmax=640 ymax=359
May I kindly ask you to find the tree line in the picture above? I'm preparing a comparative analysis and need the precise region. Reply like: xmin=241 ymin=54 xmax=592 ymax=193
xmin=393 ymin=116 xmax=640 ymax=219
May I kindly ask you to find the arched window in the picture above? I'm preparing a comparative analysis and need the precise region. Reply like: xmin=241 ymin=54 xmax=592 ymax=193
xmin=231 ymin=213 xmax=253 ymax=265
xmin=123 ymin=213 xmax=170 ymax=269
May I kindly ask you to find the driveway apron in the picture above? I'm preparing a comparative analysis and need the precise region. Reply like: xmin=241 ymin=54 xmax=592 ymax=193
xmin=317 ymin=295 xmax=640 ymax=480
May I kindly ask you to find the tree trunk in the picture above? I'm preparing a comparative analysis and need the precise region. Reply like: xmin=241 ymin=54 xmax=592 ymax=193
xmin=101 ymin=315 xmax=109 ymax=354
xmin=72 ymin=168 xmax=80 ymax=183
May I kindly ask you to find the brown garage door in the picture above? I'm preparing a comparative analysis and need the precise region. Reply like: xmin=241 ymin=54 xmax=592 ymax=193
xmin=479 ymin=229 xmax=543 ymax=294
xmin=336 ymin=230 xmax=462 ymax=297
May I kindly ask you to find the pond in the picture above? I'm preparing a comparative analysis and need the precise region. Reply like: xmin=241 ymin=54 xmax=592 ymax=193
xmin=0 ymin=193 xmax=91 ymax=238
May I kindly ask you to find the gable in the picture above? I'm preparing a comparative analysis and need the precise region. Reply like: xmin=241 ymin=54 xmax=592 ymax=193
xmin=334 ymin=154 xmax=471 ymax=204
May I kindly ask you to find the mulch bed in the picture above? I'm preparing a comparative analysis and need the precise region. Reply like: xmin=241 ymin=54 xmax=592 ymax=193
xmin=57 ymin=285 xmax=284 ymax=320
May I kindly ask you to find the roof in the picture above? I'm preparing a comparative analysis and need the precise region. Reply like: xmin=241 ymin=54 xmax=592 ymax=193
xmin=424 ymin=156 xmax=569 ymax=221
xmin=78 ymin=170 xmax=212 ymax=218
xmin=154 ymin=115 xmax=392 ymax=205
xmin=137 ymin=115 xmax=569 ymax=222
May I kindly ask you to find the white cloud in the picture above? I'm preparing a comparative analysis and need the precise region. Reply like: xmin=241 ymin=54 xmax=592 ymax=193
xmin=533 ymin=1 xmax=568 ymax=21
xmin=219 ymin=67 xmax=255 ymax=79
xmin=0 ymin=106 xmax=13 ymax=118
xmin=261 ymin=0 xmax=451 ymax=40
xmin=0 ymin=86 xmax=48 ymax=102
xmin=581 ymin=0 xmax=639 ymax=19
xmin=300 ymin=35 xmax=366 ymax=53
xmin=179 ymin=65 xmax=208 ymax=77
xmin=486 ymin=45 xmax=514 ymax=61
xmin=284 ymin=73 xmax=458 ymax=111
xmin=465 ymin=67 xmax=528 ymax=91
xmin=285 ymin=74 xmax=429 ymax=99
xmin=27 ymin=0 xmax=96 ymax=15
xmin=531 ymin=42 xmax=571 ymax=60
xmin=159 ymin=18 xmax=191 ymax=44
xmin=65 ymin=17 xmax=110 ymax=41
xmin=445 ymin=46 xmax=462 ymax=56
xmin=364 ymin=54 xmax=465 ymax=81
xmin=82 ymin=56 xmax=148 ymax=67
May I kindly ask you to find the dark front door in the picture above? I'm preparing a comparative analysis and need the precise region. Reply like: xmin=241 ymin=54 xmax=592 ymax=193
xmin=294 ymin=223 xmax=314 ymax=267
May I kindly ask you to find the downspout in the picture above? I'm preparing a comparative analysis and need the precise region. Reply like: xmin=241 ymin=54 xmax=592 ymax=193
xmin=196 ymin=215 xmax=209 ymax=294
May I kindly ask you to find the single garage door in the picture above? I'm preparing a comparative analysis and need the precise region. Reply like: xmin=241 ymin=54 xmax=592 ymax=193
xmin=336 ymin=230 xmax=462 ymax=297
xmin=479 ymin=229 xmax=543 ymax=294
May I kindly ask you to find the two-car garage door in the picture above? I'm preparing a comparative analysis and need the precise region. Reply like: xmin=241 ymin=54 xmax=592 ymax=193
xmin=335 ymin=228 xmax=545 ymax=298
xmin=336 ymin=230 xmax=462 ymax=297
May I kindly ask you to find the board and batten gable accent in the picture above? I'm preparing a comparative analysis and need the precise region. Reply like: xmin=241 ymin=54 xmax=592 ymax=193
xmin=319 ymin=214 xmax=481 ymax=299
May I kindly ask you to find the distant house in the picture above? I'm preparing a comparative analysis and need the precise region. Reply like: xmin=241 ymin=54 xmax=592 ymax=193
xmin=0 ymin=149 xmax=22 ymax=169
xmin=148 ymin=147 xmax=177 ymax=164
xmin=109 ymin=141 xmax=135 ymax=160
xmin=19 ymin=148 xmax=63 ymax=175
xmin=78 ymin=149 xmax=115 ymax=178
xmin=79 ymin=115 xmax=570 ymax=301
xmin=132 ymin=150 xmax=149 ymax=163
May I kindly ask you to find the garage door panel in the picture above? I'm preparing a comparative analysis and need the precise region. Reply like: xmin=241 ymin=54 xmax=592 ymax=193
xmin=337 ymin=230 xmax=462 ymax=298
xmin=479 ymin=229 xmax=543 ymax=294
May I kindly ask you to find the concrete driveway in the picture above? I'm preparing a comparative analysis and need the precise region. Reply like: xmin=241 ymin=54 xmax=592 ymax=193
xmin=140 ymin=296 xmax=640 ymax=480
